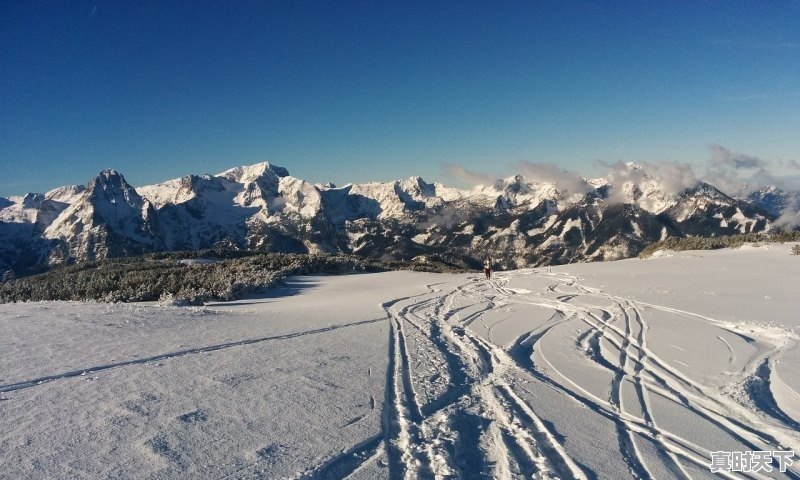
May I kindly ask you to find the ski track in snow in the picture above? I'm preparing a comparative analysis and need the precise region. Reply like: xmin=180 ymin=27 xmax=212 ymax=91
xmin=0 ymin=316 xmax=388 ymax=394
xmin=4 ymin=269 xmax=799 ymax=479
xmin=296 ymin=270 xmax=800 ymax=479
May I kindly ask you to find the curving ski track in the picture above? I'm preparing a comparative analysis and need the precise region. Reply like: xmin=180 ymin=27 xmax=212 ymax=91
xmin=299 ymin=271 xmax=800 ymax=479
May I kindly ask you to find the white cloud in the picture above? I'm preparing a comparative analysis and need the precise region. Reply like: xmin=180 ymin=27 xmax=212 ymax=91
xmin=775 ymin=196 xmax=800 ymax=230
xmin=701 ymin=144 xmax=800 ymax=195
xmin=441 ymin=145 xmax=800 ymax=204
xmin=596 ymin=160 xmax=701 ymax=203
xmin=513 ymin=161 xmax=593 ymax=199
xmin=708 ymin=144 xmax=766 ymax=170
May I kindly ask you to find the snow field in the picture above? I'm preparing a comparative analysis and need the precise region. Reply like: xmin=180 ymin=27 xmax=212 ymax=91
xmin=2 ymin=244 xmax=799 ymax=479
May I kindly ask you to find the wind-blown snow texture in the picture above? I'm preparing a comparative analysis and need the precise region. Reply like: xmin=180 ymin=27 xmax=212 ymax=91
xmin=0 ymin=162 xmax=784 ymax=275
xmin=1 ymin=244 xmax=798 ymax=479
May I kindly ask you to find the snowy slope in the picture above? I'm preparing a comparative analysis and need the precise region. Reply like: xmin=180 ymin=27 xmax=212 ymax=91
xmin=1 ymin=244 xmax=798 ymax=478
xmin=0 ymin=185 xmax=84 ymax=226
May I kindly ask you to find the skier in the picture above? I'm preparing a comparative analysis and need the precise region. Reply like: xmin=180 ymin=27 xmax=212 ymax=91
xmin=483 ymin=257 xmax=492 ymax=280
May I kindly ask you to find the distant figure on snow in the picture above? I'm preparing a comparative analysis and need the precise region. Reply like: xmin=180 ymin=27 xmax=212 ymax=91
xmin=483 ymin=257 xmax=492 ymax=280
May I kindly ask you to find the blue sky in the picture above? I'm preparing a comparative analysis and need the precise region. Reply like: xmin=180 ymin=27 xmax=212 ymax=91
xmin=1 ymin=1 xmax=799 ymax=196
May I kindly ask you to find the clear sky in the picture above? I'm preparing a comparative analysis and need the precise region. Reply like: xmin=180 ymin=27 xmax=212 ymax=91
xmin=2 ymin=1 xmax=799 ymax=196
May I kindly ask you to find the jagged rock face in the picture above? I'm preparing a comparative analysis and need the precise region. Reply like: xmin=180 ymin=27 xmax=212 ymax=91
xmin=42 ymin=170 xmax=162 ymax=264
xmin=0 ymin=162 xmax=786 ymax=273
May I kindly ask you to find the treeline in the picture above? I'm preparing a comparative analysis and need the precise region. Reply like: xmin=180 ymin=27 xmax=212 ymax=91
xmin=0 ymin=252 xmax=464 ymax=304
xmin=639 ymin=231 xmax=800 ymax=258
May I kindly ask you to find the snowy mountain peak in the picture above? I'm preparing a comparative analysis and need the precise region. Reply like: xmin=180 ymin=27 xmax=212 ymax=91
xmin=87 ymin=169 xmax=144 ymax=208
xmin=488 ymin=174 xmax=530 ymax=196
xmin=19 ymin=193 xmax=45 ymax=209
xmin=685 ymin=181 xmax=730 ymax=200
xmin=93 ymin=169 xmax=125 ymax=186
xmin=499 ymin=173 xmax=527 ymax=188
xmin=398 ymin=176 xmax=436 ymax=197
xmin=217 ymin=162 xmax=290 ymax=184
xmin=476 ymin=174 xmax=568 ymax=210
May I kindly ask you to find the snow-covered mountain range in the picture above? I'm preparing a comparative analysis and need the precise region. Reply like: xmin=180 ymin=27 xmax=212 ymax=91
xmin=0 ymin=162 xmax=790 ymax=274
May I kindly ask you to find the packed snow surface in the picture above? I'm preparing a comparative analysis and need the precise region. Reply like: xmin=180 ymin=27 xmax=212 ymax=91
xmin=1 ymin=245 xmax=799 ymax=479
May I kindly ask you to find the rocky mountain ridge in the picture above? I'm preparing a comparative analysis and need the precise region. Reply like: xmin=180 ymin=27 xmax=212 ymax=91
xmin=0 ymin=162 xmax=784 ymax=275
